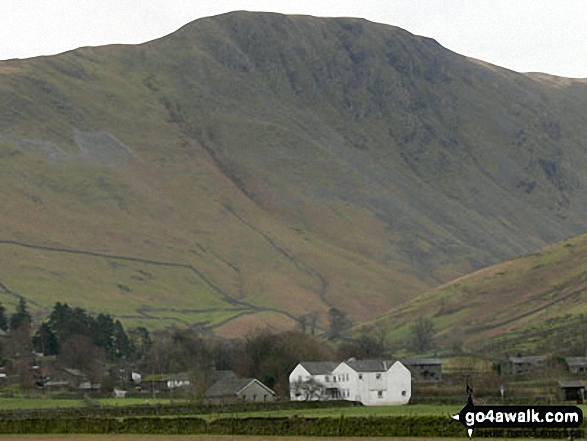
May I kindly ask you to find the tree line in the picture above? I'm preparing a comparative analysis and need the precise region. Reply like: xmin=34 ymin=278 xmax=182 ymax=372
xmin=0 ymin=299 xmax=437 ymax=397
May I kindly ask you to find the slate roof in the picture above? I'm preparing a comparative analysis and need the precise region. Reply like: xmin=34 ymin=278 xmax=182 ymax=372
xmin=401 ymin=358 xmax=442 ymax=366
xmin=508 ymin=356 xmax=547 ymax=364
xmin=63 ymin=368 xmax=85 ymax=377
xmin=299 ymin=361 xmax=339 ymax=375
xmin=565 ymin=357 xmax=587 ymax=367
xmin=345 ymin=359 xmax=397 ymax=372
xmin=558 ymin=380 xmax=585 ymax=388
xmin=205 ymin=378 xmax=275 ymax=397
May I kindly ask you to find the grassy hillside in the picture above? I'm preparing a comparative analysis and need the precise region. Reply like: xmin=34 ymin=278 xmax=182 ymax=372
xmin=1 ymin=12 xmax=587 ymax=335
xmin=366 ymin=232 xmax=587 ymax=357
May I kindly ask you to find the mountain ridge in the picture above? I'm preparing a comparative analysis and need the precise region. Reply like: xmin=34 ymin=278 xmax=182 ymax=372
xmin=1 ymin=11 xmax=587 ymax=336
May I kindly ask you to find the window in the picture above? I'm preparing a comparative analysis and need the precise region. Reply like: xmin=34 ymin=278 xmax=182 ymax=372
xmin=325 ymin=376 xmax=329 ymax=382
xmin=402 ymin=390 xmax=407 ymax=396
xmin=377 ymin=391 xmax=383 ymax=398
xmin=346 ymin=374 xmax=349 ymax=381
xmin=358 ymin=374 xmax=363 ymax=380
xmin=376 ymin=373 xmax=381 ymax=379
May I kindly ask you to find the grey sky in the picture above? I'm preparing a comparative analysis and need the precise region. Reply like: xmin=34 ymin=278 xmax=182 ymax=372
xmin=1 ymin=0 xmax=586 ymax=78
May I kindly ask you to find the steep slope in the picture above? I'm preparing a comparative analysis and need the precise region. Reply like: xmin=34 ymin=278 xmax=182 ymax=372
xmin=1 ymin=12 xmax=587 ymax=335
xmin=366 ymin=232 xmax=587 ymax=357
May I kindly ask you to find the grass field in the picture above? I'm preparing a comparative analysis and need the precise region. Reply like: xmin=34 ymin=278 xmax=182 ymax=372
xmin=10 ymin=436 xmax=580 ymax=441
xmin=0 ymin=397 xmax=180 ymax=410
xmin=196 ymin=404 xmax=462 ymax=420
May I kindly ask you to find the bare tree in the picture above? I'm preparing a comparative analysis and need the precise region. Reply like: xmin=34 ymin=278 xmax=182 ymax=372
xmin=410 ymin=317 xmax=436 ymax=353
xmin=291 ymin=377 xmax=326 ymax=401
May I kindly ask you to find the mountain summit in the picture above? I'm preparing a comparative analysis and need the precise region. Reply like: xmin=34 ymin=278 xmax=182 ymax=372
xmin=1 ymin=12 xmax=587 ymax=335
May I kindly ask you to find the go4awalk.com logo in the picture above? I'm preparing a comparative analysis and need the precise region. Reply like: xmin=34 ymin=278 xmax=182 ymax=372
xmin=451 ymin=398 xmax=582 ymax=438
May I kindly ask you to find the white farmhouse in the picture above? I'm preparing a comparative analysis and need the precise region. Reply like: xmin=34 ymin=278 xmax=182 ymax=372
xmin=289 ymin=361 xmax=339 ymax=401
xmin=290 ymin=359 xmax=411 ymax=406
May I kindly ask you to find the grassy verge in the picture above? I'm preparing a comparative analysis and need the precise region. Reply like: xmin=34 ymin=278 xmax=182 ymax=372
xmin=196 ymin=404 xmax=462 ymax=420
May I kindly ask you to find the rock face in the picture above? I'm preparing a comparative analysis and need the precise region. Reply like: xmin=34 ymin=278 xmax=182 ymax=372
xmin=1 ymin=11 xmax=587 ymax=333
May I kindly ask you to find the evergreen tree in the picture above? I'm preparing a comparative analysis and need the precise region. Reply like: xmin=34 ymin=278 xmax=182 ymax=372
xmin=112 ymin=320 xmax=132 ymax=359
xmin=33 ymin=323 xmax=60 ymax=355
xmin=128 ymin=326 xmax=152 ymax=360
xmin=10 ymin=298 xmax=31 ymax=331
xmin=0 ymin=302 xmax=7 ymax=331
xmin=48 ymin=302 xmax=93 ymax=342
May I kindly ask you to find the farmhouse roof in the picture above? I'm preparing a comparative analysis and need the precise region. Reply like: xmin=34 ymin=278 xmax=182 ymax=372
xmin=299 ymin=361 xmax=339 ymax=375
xmin=401 ymin=358 xmax=442 ymax=366
xmin=63 ymin=368 xmax=85 ymax=377
xmin=205 ymin=378 xmax=275 ymax=398
xmin=558 ymin=380 xmax=585 ymax=389
xmin=565 ymin=357 xmax=587 ymax=367
xmin=345 ymin=359 xmax=397 ymax=372
xmin=507 ymin=356 xmax=547 ymax=364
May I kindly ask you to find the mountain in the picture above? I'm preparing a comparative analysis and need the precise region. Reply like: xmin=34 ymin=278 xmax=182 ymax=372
xmin=1 ymin=11 xmax=587 ymax=336
xmin=364 ymin=232 xmax=587 ymax=358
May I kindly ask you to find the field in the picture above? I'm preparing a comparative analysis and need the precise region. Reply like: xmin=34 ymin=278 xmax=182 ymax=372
xmin=197 ymin=404 xmax=462 ymax=419
xmin=2 ymin=435 xmax=510 ymax=441
xmin=0 ymin=397 xmax=179 ymax=410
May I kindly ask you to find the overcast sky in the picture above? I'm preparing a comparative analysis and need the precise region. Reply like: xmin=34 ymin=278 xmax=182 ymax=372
xmin=1 ymin=0 xmax=586 ymax=78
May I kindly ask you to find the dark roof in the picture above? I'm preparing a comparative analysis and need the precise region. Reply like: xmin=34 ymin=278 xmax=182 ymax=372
xmin=299 ymin=361 xmax=339 ymax=375
xmin=214 ymin=370 xmax=237 ymax=380
xmin=558 ymin=380 xmax=585 ymax=388
xmin=63 ymin=368 xmax=85 ymax=377
xmin=401 ymin=358 xmax=442 ymax=366
xmin=565 ymin=357 xmax=587 ymax=367
xmin=345 ymin=359 xmax=396 ymax=372
xmin=507 ymin=356 xmax=547 ymax=364
xmin=205 ymin=378 xmax=275 ymax=398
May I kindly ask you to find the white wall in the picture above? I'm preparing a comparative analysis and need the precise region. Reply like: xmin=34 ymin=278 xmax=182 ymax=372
xmin=334 ymin=361 xmax=411 ymax=406
xmin=290 ymin=361 xmax=411 ymax=405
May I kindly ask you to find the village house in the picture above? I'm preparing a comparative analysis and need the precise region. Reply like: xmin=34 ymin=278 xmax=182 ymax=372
xmin=204 ymin=377 xmax=277 ymax=405
xmin=564 ymin=357 xmax=587 ymax=374
xmin=289 ymin=361 xmax=339 ymax=401
xmin=501 ymin=356 xmax=547 ymax=376
xmin=290 ymin=359 xmax=411 ymax=406
xmin=558 ymin=379 xmax=585 ymax=402
xmin=143 ymin=373 xmax=191 ymax=392
xmin=401 ymin=358 xmax=442 ymax=381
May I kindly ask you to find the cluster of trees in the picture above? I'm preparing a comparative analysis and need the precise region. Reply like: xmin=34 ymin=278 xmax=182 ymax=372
xmin=0 ymin=299 xmax=151 ymax=376
xmin=0 ymin=298 xmax=438 ymax=397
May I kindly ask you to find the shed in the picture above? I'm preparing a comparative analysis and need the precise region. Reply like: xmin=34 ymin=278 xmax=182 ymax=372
xmin=401 ymin=358 xmax=442 ymax=381
xmin=501 ymin=356 xmax=547 ymax=376
xmin=564 ymin=357 xmax=587 ymax=374
xmin=558 ymin=379 xmax=585 ymax=402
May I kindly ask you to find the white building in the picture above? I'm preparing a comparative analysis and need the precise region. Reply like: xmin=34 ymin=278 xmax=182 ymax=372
xmin=289 ymin=361 xmax=339 ymax=401
xmin=289 ymin=359 xmax=411 ymax=406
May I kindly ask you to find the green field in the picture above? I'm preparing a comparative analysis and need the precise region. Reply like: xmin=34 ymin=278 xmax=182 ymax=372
xmin=0 ymin=437 xmax=518 ymax=441
xmin=0 ymin=397 xmax=180 ymax=410
xmin=198 ymin=404 xmax=462 ymax=420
